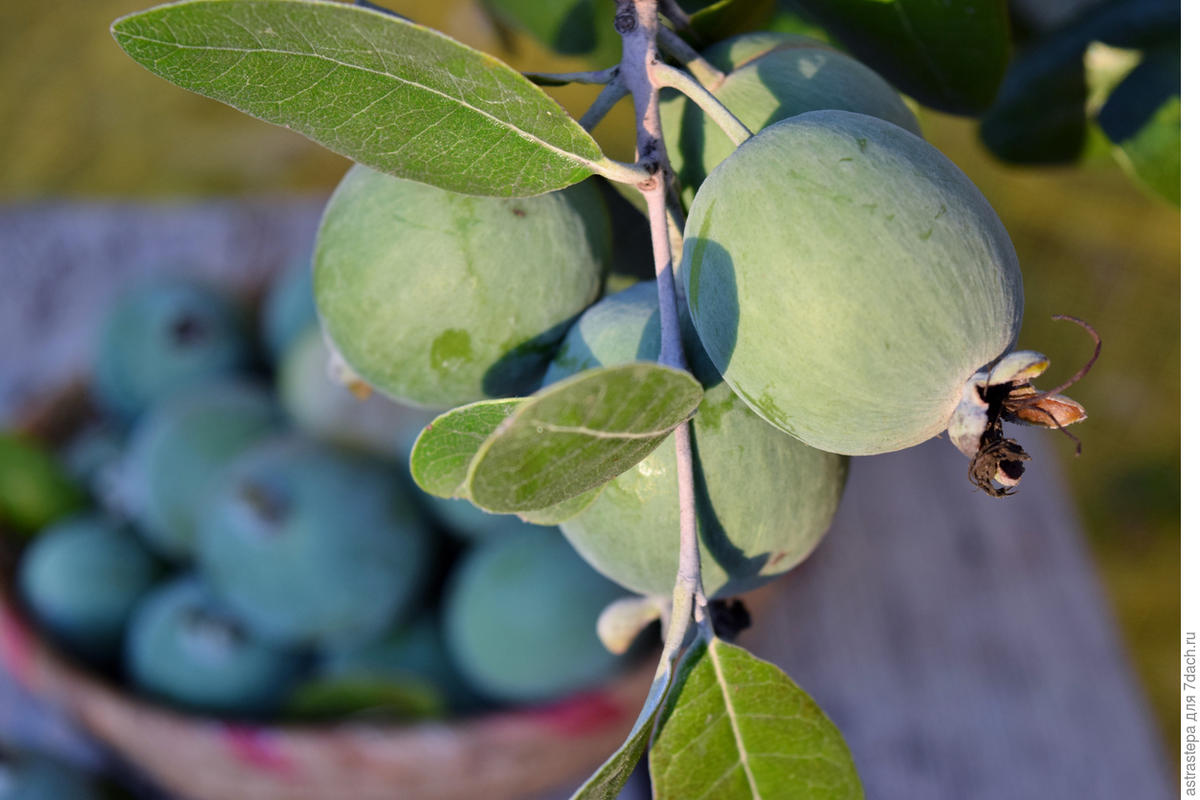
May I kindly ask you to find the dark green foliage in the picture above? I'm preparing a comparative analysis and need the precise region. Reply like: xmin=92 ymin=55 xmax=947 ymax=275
xmin=782 ymin=0 xmax=1011 ymax=114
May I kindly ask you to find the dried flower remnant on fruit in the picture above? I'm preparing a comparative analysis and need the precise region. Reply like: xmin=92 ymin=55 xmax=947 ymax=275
xmin=948 ymin=316 xmax=1099 ymax=497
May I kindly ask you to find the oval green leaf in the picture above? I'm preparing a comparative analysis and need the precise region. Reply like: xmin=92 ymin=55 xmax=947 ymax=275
xmin=111 ymin=0 xmax=606 ymax=196
xmin=689 ymin=0 xmax=779 ymax=48
xmin=516 ymin=486 xmax=602 ymax=525
xmin=651 ymin=638 xmax=864 ymax=800
xmin=783 ymin=0 xmax=1011 ymax=115
xmin=410 ymin=399 xmax=523 ymax=498
xmin=466 ymin=363 xmax=703 ymax=513
xmin=1098 ymin=45 xmax=1180 ymax=205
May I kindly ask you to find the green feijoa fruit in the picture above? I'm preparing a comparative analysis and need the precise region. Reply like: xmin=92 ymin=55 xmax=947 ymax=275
xmin=120 ymin=381 xmax=280 ymax=561
xmin=125 ymin=575 xmax=304 ymax=716
xmin=0 ymin=432 xmax=86 ymax=537
xmin=661 ymin=33 xmax=920 ymax=204
xmin=547 ymin=282 xmax=847 ymax=598
xmin=682 ymin=110 xmax=1023 ymax=456
xmin=313 ymin=166 xmax=611 ymax=409
xmin=443 ymin=527 xmax=625 ymax=704
xmin=197 ymin=436 xmax=432 ymax=648
xmin=277 ymin=328 xmax=432 ymax=457
xmin=93 ymin=278 xmax=251 ymax=420
xmin=18 ymin=515 xmax=161 ymax=664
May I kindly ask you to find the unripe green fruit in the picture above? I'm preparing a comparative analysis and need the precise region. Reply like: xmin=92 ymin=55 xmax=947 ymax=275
xmin=443 ymin=527 xmax=625 ymax=704
xmin=121 ymin=382 xmax=280 ymax=561
xmin=314 ymin=166 xmax=611 ymax=409
xmin=548 ymin=282 xmax=847 ymax=598
xmin=682 ymin=110 xmax=1023 ymax=456
xmin=277 ymin=328 xmax=432 ymax=457
xmin=93 ymin=278 xmax=251 ymax=420
xmin=197 ymin=436 xmax=432 ymax=648
xmin=661 ymin=33 xmax=920 ymax=204
xmin=125 ymin=575 xmax=304 ymax=715
xmin=18 ymin=515 xmax=160 ymax=664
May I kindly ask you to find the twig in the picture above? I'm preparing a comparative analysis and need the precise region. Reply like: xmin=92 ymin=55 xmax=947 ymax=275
xmin=650 ymin=62 xmax=751 ymax=146
xmin=656 ymin=26 xmax=724 ymax=90
xmin=617 ymin=0 xmax=709 ymax=629
xmin=524 ymin=66 xmax=618 ymax=86
xmin=579 ymin=79 xmax=630 ymax=132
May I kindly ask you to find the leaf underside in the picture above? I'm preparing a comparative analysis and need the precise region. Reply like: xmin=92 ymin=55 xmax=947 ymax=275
xmin=570 ymin=657 xmax=676 ymax=800
xmin=466 ymin=363 xmax=703 ymax=513
xmin=651 ymin=638 xmax=864 ymax=800
xmin=112 ymin=0 xmax=604 ymax=196
xmin=409 ymin=399 xmax=522 ymax=498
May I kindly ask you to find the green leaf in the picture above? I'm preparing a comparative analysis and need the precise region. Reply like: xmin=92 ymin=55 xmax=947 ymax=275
xmin=980 ymin=0 xmax=1179 ymax=165
xmin=1100 ymin=45 xmax=1180 ymax=205
xmin=689 ymin=0 xmax=779 ymax=48
xmin=466 ymin=364 xmax=702 ymax=513
xmin=284 ymin=676 xmax=445 ymax=722
xmin=410 ymin=399 xmax=522 ymax=498
xmin=651 ymin=638 xmax=863 ymax=800
xmin=483 ymin=0 xmax=623 ymax=66
xmin=569 ymin=652 xmax=677 ymax=800
xmin=111 ymin=0 xmax=606 ymax=197
xmin=782 ymin=0 xmax=1011 ymax=114
xmin=516 ymin=485 xmax=602 ymax=524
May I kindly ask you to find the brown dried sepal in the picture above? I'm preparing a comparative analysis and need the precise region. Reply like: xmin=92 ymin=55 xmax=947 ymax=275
xmin=968 ymin=417 xmax=1032 ymax=497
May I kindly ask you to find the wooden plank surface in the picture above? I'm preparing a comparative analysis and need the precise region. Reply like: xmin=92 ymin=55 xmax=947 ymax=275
xmin=0 ymin=203 xmax=1172 ymax=799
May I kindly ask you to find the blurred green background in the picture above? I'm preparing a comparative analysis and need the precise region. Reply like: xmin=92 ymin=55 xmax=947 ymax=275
xmin=1 ymin=0 xmax=1178 ymax=758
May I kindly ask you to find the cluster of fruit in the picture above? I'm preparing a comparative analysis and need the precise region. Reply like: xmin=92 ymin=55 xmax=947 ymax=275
xmin=5 ymin=266 xmax=633 ymax=721
xmin=312 ymin=31 xmax=1085 ymax=606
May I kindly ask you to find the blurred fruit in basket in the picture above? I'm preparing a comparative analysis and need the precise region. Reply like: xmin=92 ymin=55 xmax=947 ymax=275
xmin=118 ymin=381 xmax=280 ymax=561
xmin=93 ymin=279 xmax=252 ymax=420
xmin=197 ymin=436 xmax=433 ymax=648
xmin=444 ymin=527 xmax=628 ymax=704
xmin=125 ymin=575 xmax=305 ymax=716
xmin=18 ymin=514 xmax=160 ymax=664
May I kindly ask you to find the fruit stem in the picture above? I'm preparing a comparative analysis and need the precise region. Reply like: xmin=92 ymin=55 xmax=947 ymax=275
xmin=650 ymin=62 xmax=751 ymax=147
xmin=618 ymin=0 xmax=709 ymax=631
xmin=656 ymin=27 xmax=725 ymax=91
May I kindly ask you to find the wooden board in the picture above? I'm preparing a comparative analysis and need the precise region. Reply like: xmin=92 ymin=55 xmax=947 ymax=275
xmin=0 ymin=203 xmax=1172 ymax=799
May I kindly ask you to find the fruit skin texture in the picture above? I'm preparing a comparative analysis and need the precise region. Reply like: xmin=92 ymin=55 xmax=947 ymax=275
xmin=197 ymin=436 xmax=432 ymax=648
xmin=314 ymin=166 xmax=611 ymax=409
xmin=547 ymin=282 xmax=847 ymax=598
xmin=660 ymin=33 xmax=921 ymax=204
xmin=682 ymin=111 xmax=1023 ymax=456
xmin=443 ymin=527 xmax=625 ymax=704
xmin=93 ymin=278 xmax=251 ymax=419
xmin=125 ymin=575 xmax=304 ymax=715
xmin=121 ymin=382 xmax=280 ymax=561
xmin=18 ymin=515 xmax=160 ymax=663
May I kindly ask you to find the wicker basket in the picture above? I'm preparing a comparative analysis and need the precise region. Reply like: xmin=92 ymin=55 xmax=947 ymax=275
xmin=0 ymin=384 xmax=657 ymax=800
